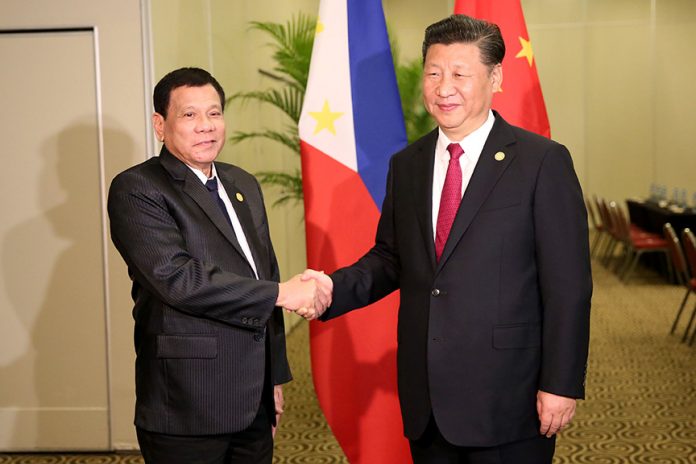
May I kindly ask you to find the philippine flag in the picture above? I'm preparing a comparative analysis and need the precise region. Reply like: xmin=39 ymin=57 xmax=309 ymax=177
xmin=298 ymin=0 xmax=410 ymax=462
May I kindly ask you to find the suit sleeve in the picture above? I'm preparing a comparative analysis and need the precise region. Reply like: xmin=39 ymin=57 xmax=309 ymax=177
xmin=323 ymin=157 xmax=401 ymax=320
xmin=108 ymin=171 xmax=280 ymax=331
xmin=533 ymin=144 xmax=592 ymax=399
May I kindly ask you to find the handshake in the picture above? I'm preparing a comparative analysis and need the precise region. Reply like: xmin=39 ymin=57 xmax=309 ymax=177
xmin=276 ymin=269 xmax=334 ymax=320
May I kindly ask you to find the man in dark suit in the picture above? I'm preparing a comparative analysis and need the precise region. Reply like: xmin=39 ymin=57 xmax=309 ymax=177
xmin=300 ymin=15 xmax=592 ymax=463
xmin=108 ymin=67 xmax=322 ymax=463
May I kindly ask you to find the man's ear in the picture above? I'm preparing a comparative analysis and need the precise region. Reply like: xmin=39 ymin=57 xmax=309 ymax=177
xmin=491 ymin=64 xmax=503 ymax=93
xmin=152 ymin=112 xmax=165 ymax=142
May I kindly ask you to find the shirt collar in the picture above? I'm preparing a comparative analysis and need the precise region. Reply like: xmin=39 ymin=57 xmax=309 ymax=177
xmin=187 ymin=163 xmax=219 ymax=186
xmin=436 ymin=110 xmax=495 ymax=163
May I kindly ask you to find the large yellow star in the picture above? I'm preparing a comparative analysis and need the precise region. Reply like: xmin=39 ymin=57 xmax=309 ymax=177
xmin=309 ymin=100 xmax=343 ymax=135
xmin=316 ymin=20 xmax=324 ymax=34
xmin=515 ymin=36 xmax=534 ymax=67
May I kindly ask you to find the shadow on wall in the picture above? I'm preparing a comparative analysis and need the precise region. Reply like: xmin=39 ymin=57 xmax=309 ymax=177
xmin=0 ymin=121 xmax=134 ymax=451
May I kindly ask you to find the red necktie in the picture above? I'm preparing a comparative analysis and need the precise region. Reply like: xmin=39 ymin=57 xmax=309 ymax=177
xmin=435 ymin=143 xmax=464 ymax=261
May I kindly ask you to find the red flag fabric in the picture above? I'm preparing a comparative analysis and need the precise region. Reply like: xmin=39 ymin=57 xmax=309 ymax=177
xmin=454 ymin=0 xmax=550 ymax=137
xmin=298 ymin=0 xmax=410 ymax=462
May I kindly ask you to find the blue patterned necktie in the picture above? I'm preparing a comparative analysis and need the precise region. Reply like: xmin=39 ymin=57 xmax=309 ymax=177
xmin=205 ymin=177 xmax=232 ymax=227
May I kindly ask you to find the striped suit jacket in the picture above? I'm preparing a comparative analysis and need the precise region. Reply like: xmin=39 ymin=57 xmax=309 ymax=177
xmin=108 ymin=147 xmax=290 ymax=435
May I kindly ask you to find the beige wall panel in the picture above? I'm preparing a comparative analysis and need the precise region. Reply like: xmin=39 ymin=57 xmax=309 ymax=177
xmin=523 ymin=0 xmax=586 ymax=25
xmin=2 ymin=0 xmax=148 ymax=451
xmin=0 ymin=31 xmax=108 ymax=451
xmin=151 ymin=0 xmax=211 ymax=79
xmin=0 ymin=409 xmax=108 ymax=451
xmin=524 ymin=0 xmax=696 ymax=204
xmin=530 ymin=25 xmax=587 ymax=189
xmin=585 ymin=0 xmax=652 ymax=23
xmin=102 ymin=118 xmax=142 ymax=451
xmin=656 ymin=0 xmax=696 ymax=22
xmin=383 ymin=0 xmax=451 ymax=62
xmin=654 ymin=9 xmax=696 ymax=196
xmin=584 ymin=24 xmax=653 ymax=200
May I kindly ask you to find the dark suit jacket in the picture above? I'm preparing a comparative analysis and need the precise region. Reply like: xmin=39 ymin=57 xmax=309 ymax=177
xmin=108 ymin=147 xmax=291 ymax=436
xmin=324 ymin=113 xmax=592 ymax=447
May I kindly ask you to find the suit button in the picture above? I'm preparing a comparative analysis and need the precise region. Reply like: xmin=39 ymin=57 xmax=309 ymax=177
xmin=254 ymin=333 xmax=264 ymax=342
xmin=242 ymin=317 xmax=248 ymax=324
xmin=253 ymin=318 xmax=260 ymax=326
xmin=431 ymin=289 xmax=440 ymax=297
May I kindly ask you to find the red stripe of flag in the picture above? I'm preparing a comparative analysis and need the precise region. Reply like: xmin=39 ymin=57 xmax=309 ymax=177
xmin=302 ymin=140 xmax=407 ymax=462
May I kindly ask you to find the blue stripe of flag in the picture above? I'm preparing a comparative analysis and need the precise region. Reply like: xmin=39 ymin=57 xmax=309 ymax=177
xmin=347 ymin=0 xmax=408 ymax=211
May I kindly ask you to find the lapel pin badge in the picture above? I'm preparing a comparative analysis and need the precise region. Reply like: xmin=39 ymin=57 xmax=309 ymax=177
xmin=236 ymin=192 xmax=244 ymax=202
xmin=494 ymin=151 xmax=505 ymax=161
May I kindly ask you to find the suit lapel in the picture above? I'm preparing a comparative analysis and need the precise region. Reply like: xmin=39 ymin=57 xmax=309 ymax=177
xmin=410 ymin=129 xmax=438 ymax=271
xmin=435 ymin=114 xmax=517 ymax=273
xmin=217 ymin=170 xmax=270 ymax=280
xmin=159 ymin=148 xmax=248 ymax=266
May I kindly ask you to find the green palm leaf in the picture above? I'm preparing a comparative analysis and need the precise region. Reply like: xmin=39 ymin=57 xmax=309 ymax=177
xmin=249 ymin=14 xmax=315 ymax=90
xmin=395 ymin=60 xmax=435 ymax=143
xmin=228 ymin=130 xmax=299 ymax=153
xmin=255 ymin=170 xmax=304 ymax=207
xmin=227 ymin=86 xmax=304 ymax=123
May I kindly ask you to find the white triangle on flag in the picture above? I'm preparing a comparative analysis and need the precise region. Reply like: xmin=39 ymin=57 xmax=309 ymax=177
xmin=298 ymin=0 xmax=358 ymax=173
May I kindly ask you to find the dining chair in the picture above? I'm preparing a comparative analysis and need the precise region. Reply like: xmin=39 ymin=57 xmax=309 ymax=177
xmin=586 ymin=196 xmax=604 ymax=258
xmin=679 ymin=228 xmax=696 ymax=345
xmin=597 ymin=198 xmax=620 ymax=266
xmin=602 ymin=201 xmax=621 ymax=267
xmin=604 ymin=201 xmax=641 ymax=270
xmin=665 ymin=223 xmax=693 ymax=337
xmin=664 ymin=223 xmax=689 ymax=286
xmin=609 ymin=202 xmax=671 ymax=282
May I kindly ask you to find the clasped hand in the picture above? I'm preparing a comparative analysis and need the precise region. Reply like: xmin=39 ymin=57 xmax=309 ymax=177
xmin=276 ymin=269 xmax=333 ymax=320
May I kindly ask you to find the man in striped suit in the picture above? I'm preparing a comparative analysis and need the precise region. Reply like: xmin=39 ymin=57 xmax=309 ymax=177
xmin=108 ymin=67 xmax=323 ymax=463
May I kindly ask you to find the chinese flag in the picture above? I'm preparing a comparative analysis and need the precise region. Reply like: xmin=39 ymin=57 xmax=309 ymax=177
xmin=454 ymin=0 xmax=550 ymax=137
xmin=299 ymin=0 xmax=410 ymax=462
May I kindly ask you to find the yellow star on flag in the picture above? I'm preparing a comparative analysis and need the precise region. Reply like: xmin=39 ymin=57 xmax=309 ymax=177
xmin=515 ymin=36 xmax=534 ymax=67
xmin=309 ymin=100 xmax=344 ymax=135
xmin=316 ymin=20 xmax=324 ymax=34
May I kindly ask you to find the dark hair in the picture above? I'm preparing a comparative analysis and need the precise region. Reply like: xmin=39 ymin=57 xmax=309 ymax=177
xmin=153 ymin=67 xmax=225 ymax=118
xmin=422 ymin=15 xmax=505 ymax=70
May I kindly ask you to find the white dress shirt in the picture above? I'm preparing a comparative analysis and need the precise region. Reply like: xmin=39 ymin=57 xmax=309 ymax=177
xmin=188 ymin=163 xmax=259 ymax=279
xmin=431 ymin=110 xmax=496 ymax=236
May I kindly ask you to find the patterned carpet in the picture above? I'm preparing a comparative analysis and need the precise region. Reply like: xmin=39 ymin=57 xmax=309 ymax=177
xmin=554 ymin=260 xmax=696 ymax=463
xmin=1 ymin=257 xmax=695 ymax=463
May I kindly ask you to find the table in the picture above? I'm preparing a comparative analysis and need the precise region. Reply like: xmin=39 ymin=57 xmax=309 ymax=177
xmin=626 ymin=199 xmax=696 ymax=236
xmin=625 ymin=199 xmax=696 ymax=282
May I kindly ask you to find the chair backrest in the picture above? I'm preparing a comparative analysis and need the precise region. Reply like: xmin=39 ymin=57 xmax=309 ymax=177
xmin=664 ymin=223 xmax=689 ymax=280
xmin=597 ymin=198 xmax=615 ymax=237
xmin=682 ymin=228 xmax=696 ymax=279
xmin=586 ymin=197 xmax=601 ymax=230
xmin=608 ymin=201 xmax=630 ymax=241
